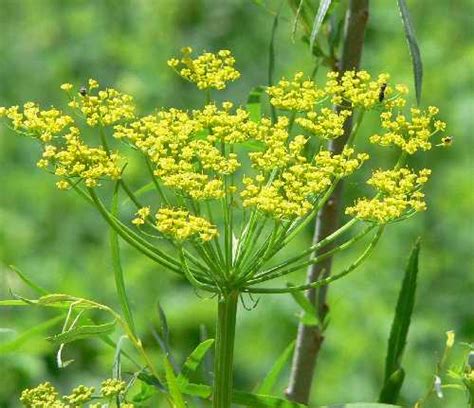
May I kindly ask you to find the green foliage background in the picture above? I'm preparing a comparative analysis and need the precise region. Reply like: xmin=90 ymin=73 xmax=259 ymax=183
xmin=0 ymin=0 xmax=472 ymax=407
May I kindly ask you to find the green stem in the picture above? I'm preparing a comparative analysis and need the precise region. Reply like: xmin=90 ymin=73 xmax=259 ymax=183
xmin=213 ymin=290 xmax=239 ymax=408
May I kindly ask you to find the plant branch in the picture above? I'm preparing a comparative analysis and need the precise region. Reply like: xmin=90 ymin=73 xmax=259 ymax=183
xmin=286 ymin=0 xmax=370 ymax=403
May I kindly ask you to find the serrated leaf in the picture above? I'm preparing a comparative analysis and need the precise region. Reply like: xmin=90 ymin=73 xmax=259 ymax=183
xmin=256 ymin=341 xmax=295 ymax=395
xmin=178 ymin=338 xmax=215 ymax=385
xmin=0 ymin=315 xmax=64 ymax=353
xmin=164 ymin=355 xmax=186 ymax=408
xmin=47 ymin=319 xmax=117 ymax=345
xmin=309 ymin=0 xmax=333 ymax=52
xmin=247 ymin=86 xmax=264 ymax=122
xmin=397 ymin=0 xmax=423 ymax=104
xmin=379 ymin=239 xmax=420 ymax=404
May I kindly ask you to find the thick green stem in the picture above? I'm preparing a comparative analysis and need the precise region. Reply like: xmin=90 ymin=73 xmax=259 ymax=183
xmin=213 ymin=290 xmax=239 ymax=408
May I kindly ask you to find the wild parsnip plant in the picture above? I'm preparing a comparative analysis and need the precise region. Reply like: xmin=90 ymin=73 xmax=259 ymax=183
xmin=0 ymin=47 xmax=448 ymax=407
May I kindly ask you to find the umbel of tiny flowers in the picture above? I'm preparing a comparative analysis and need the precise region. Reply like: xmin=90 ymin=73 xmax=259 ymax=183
xmin=1 ymin=48 xmax=448 ymax=408
xmin=19 ymin=379 xmax=133 ymax=407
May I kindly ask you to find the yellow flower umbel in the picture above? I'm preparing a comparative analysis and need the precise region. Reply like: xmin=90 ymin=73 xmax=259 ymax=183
xmin=168 ymin=47 xmax=240 ymax=90
xmin=66 ymin=79 xmax=135 ymax=127
xmin=20 ymin=382 xmax=63 ymax=408
xmin=267 ymin=72 xmax=326 ymax=111
xmin=346 ymin=167 xmax=431 ymax=223
xmin=156 ymin=207 xmax=218 ymax=242
xmin=370 ymin=106 xmax=446 ymax=154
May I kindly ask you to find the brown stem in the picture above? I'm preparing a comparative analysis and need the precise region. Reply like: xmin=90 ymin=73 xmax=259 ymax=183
xmin=285 ymin=0 xmax=369 ymax=404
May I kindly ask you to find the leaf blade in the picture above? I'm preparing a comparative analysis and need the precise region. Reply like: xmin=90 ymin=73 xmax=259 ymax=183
xmin=379 ymin=239 xmax=420 ymax=403
xmin=47 ymin=319 xmax=117 ymax=345
xmin=397 ymin=0 xmax=423 ymax=104
xmin=256 ymin=341 xmax=295 ymax=394
xmin=309 ymin=0 xmax=333 ymax=52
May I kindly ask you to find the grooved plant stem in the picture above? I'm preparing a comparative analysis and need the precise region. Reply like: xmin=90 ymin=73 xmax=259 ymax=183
xmin=286 ymin=0 xmax=370 ymax=404
xmin=213 ymin=290 xmax=239 ymax=408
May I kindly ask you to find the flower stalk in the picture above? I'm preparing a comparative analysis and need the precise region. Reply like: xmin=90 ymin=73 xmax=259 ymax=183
xmin=213 ymin=290 xmax=239 ymax=408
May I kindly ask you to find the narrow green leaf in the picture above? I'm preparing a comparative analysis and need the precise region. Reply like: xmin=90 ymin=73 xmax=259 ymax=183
xmin=379 ymin=239 xmax=420 ymax=404
xmin=47 ymin=319 xmax=117 ymax=345
xmin=0 ymin=300 xmax=31 ymax=306
xmin=256 ymin=341 xmax=295 ymax=394
xmin=8 ymin=265 xmax=48 ymax=295
xmin=180 ymin=382 xmax=306 ymax=407
xmin=321 ymin=404 xmax=401 ymax=408
xmin=178 ymin=339 xmax=215 ymax=384
xmin=309 ymin=0 xmax=333 ymax=52
xmin=397 ymin=0 xmax=423 ymax=104
xmin=137 ymin=372 xmax=165 ymax=392
xmin=111 ymin=182 xmax=136 ymax=335
xmin=0 ymin=315 xmax=64 ymax=353
xmin=246 ymin=86 xmax=264 ymax=122
xmin=164 ymin=355 xmax=186 ymax=408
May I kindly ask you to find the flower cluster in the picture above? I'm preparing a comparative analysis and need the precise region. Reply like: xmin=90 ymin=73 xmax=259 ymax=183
xmin=65 ymin=79 xmax=135 ymax=127
xmin=20 ymin=379 xmax=132 ymax=407
xmin=370 ymin=106 xmax=446 ymax=154
xmin=325 ymin=71 xmax=407 ymax=109
xmin=63 ymin=385 xmax=95 ymax=405
xmin=100 ymin=378 xmax=126 ymax=397
xmin=295 ymin=107 xmax=352 ymax=139
xmin=346 ymin=167 xmax=431 ymax=223
xmin=266 ymin=72 xmax=326 ymax=111
xmin=155 ymin=207 xmax=218 ymax=242
xmin=38 ymin=127 xmax=123 ymax=189
xmin=242 ymin=146 xmax=368 ymax=219
xmin=0 ymin=103 xmax=73 ymax=142
xmin=168 ymin=47 xmax=240 ymax=90
xmin=20 ymin=382 xmax=62 ymax=408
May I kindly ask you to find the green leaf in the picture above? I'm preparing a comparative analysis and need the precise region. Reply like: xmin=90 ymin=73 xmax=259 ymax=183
xmin=309 ymin=0 xmax=333 ymax=52
xmin=178 ymin=338 xmax=215 ymax=384
xmin=247 ymin=86 xmax=264 ymax=122
xmin=289 ymin=286 xmax=320 ymax=327
xmin=256 ymin=341 xmax=295 ymax=394
xmin=321 ymin=404 xmax=401 ymax=408
xmin=397 ymin=0 xmax=423 ymax=104
xmin=47 ymin=319 xmax=117 ymax=345
xmin=164 ymin=355 xmax=186 ymax=408
xmin=180 ymin=382 xmax=306 ymax=407
xmin=111 ymin=182 xmax=136 ymax=335
xmin=379 ymin=239 xmax=420 ymax=404
xmin=0 ymin=315 xmax=64 ymax=353
xmin=8 ymin=265 xmax=48 ymax=295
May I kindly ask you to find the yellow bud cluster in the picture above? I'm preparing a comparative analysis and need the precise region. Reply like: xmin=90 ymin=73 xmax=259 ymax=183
xmin=20 ymin=382 xmax=64 ymax=408
xmin=168 ymin=47 xmax=240 ymax=90
xmin=296 ymin=108 xmax=352 ymax=139
xmin=156 ymin=207 xmax=218 ymax=241
xmin=370 ymin=106 xmax=446 ymax=154
xmin=38 ymin=127 xmax=123 ymax=188
xmin=132 ymin=206 xmax=151 ymax=225
xmin=63 ymin=385 xmax=95 ymax=405
xmin=0 ymin=103 xmax=73 ymax=142
xmin=346 ymin=167 xmax=431 ymax=223
xmin=325 ymin=71 xmax=406 ymax=109
xmin=67 ymin=80 xmax=135 ymax=126
xmin=100 ymin=378 xmax=126 ymax=397
xmin=266 ymin=72 xmax=326 ymax=111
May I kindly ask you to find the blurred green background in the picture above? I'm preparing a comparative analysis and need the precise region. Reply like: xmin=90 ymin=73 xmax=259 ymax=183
xmin=0 ymin=0 xmax=473 ymax=407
